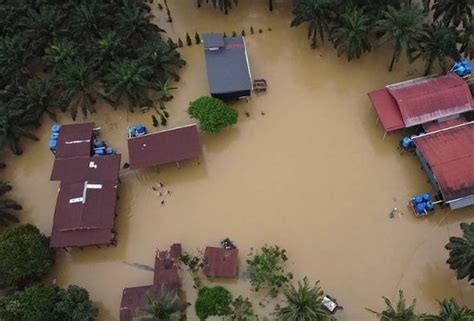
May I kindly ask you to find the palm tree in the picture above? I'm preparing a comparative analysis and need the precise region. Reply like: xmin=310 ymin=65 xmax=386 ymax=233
xmin=291 ymin=0 xmax=332 ymax=49
xmin=103 ymin=59 xmax=155 ymax=111
xmin=433 ymin=298 xmax=474 ymax=321
xmin=375 ymin=4 xmax=425 ymax=71
xmin=0 ymin=187 xmax=21 ymax=227
xmin=157 ymin=80 xmax=177 ymax=102
xmin=21 ymin=5 xmax=67 ymax=55
xmin=54 ymin=59 xmax=98 ymax=120
xmin=0 ymin=35 xmax=32 ymax=87
xmin=415 ymin=23 xmax=461 ymax=75
xmin=367 ymin=290 xmax=430 ymax=321
xmin=69 ymin=1 xmax=107 ymax=40
xmin=134 ymin=288 xmax=185 ymax=321
xmin=460 ymin=19 xmax=473 ymax=59
xmin=330 ymin=8 xmax=371 ymax=61
xmin=432 ymin=0 xmax=472 ymax=28
xmin=0 ymin=103 xmax=40 ymax=155
xmin=275 ymin=277 xmax=335 ymax=321
xmin=138 ymin=40 xmax=186 ymax=82
xmin=14 ymin=80 xmax=56 ymax=120
xmin=445 ymin=223 xmax=474 ymax=283
xmin=116 ymin=2 xmax=164 ymax=43
xmin=93 ymin=32 xmax=128 ymax=73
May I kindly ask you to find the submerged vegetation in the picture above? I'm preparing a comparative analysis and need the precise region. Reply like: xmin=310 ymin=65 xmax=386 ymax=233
xmin=134 ymin=288 xmax=186 ymax=321
xmin=188 ymin=96 xmax=238 ymax=133
xmin=195 ymin=286 xmax=233 ymax=320
xmin=0 ymin=0 xmax=185 ymax=154
xmin=445 ymin=223 xmax=474 ymax=283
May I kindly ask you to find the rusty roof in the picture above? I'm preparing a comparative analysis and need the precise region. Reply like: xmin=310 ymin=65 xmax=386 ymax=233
xmin=369 ymin=73 xmax=473 ymax=132
xmin=127 ymin=124 xmax=202 ymax=170
xmin=55 ymin=123 xmax=95 ymax=158
xmin=50 ymin=155 xmax=121 ymax=183
xmin=50 ymin=180 xmax=118 ymax=248
xmin=153 ymin=243 xmax=182 ymax=286
xmin=203 ymin=247 xmax=239 ymax=278
xmin=415 ymin=122 xmax=474 ymax=201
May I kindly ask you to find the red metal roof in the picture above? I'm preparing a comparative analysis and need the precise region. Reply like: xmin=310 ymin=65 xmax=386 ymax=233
xmin=50 ymin=180 xmax=118 ymax=248
xmin=55 ymin=123 xmax=94 ymax=158
xmin=369 ymin=73 xmax=473 ymax=132
xmin=153 ymin=244 xmax=182 ymax=287
xmin=120 ymin=285 xmax=177 ymax=321
xmin=368 ymin=89 xmax=404 ymax=132
xmin=127 ymin=124 xmax=202 ymax=170
xmin=422 ymin=117 xmax=467 ymax=133
xmin=50 ymin=155 xmax=121 ymax=183
xmin=415 ymin=123 xmax=474 ymax=201
xmin=203 ymin=247 xmax=239 ymax=278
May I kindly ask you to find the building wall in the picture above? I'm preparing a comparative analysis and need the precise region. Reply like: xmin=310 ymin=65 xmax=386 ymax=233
xmin=449 ymin=195 xmax=474 ymax=210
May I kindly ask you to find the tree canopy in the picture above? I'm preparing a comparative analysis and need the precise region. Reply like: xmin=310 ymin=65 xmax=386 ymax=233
xmin=188 ymin=96 xmax=238 ymax=133
xmin=445 ymin=223 xmax=474 ymax=283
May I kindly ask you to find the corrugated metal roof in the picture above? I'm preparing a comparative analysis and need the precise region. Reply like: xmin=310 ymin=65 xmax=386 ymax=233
xmin=415 ymin=123 xmax=474 ymax=201
xmin=55 ymin=123 xmax=94 ymax=158
xmin=203 ymin=34 xmax=252 ymax=96
xmin=422 ymin=117 xmax=467 ymax=133
xmin=50 ymin=155 xmax=121 ymax=183
xmin=50 ymin=180 xmax=118 ymax=248
xmin=386 ymin=73 xmax=473 ymax=127
xmin=127 ymin=124 xmax=202 ymax=170
xmin=203 ymin=247 xmax=239 ymax=278
xmin=153 ymin=244 xmax=181 ymax=287
xmin=202 ymin=33 xmax=224 ymax=49
xmin=368 ymin=88 xmax=404 ymax=132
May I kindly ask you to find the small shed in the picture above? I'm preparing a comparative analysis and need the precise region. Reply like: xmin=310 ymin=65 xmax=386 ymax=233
xmin=203 ymin=246 xmax=239 ymax=278
xmin=202 ymin=33 xmax=252 ymax=101
xmin=127 ymin=124 xmax=202 ymax=170
xmin=153 ymin=243 xmax=182 ymax=287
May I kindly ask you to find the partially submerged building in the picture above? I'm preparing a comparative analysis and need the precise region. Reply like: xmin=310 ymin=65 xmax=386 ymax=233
xmin=414 ymin=122 xmax=474 ymax=210
xmin=202 ymin=33 xmax=252 ymax=101
xmin=49 ymin=123 xmax=121 ymax=248
xmin=127 ymin=124 xmax=202 ymax=170
xmin=368 ymin=73 xmax=473 ymax=132
xmin=203 ymin=246 xmax=239 ymax=278
xmin=120 ymin=244 xmax=182 ymax=321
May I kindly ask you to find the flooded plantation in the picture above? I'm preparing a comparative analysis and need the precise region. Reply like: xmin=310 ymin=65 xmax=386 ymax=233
xmin=2 ymin=1 xmax=474 ymax=320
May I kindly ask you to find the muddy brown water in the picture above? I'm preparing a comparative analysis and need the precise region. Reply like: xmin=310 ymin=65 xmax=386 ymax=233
xmin=2 ymin=1 xmax=474 ymax=320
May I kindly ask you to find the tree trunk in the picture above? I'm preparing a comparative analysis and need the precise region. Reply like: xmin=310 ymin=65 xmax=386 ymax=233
xmin=269 ymin=0 xmax=273 ymax=11
xmin=164 ymin=0 xmax=172 ymax=22
xmin=389 ymin=52 xmax=396 ymax=72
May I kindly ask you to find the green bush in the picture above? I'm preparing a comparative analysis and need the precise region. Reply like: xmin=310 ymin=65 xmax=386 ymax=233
xmin=0 ymin=224 xmax=55 ymax=288
xmin=188 ymin=96 xmax=238 ymax=133
xmin=0 ymin=284 xmax=97 ymax=321
xmin=195 ymin=286 xmax=232 ymax=321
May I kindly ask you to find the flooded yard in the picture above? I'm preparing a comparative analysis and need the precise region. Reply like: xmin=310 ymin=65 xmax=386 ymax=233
xmin=2 ymin=1 xmax=474 ymax=320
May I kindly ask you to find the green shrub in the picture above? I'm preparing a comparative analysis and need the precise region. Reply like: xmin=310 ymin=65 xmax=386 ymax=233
xmin=247 ymin=245 xmax=293 ymax=298
xmin=0 ymin=224 xmax=55 ymax=288
xmin=188 ymin=96 xmax=238 ymax=133
xmin=195 ymin=286 xmax=232 ymax=321
xmin=0 ymin=284 xmax=97 ymax=321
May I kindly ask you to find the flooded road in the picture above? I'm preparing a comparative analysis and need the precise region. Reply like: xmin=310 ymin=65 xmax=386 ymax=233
xmin=2 ymin=1 xmax=474 ymax=320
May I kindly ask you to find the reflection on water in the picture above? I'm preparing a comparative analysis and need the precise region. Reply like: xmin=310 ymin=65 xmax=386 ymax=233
xmin=2 ymin=1 xmax=474 ymax=320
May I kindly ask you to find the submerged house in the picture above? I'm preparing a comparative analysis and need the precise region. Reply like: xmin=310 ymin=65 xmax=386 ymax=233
xmin=414 ymin=122 xmax=474 ymax=210
xmin=368 ymin=73 xmax=473 ymax=133
xmin=202 ymin=33 xmax=252 ymax=101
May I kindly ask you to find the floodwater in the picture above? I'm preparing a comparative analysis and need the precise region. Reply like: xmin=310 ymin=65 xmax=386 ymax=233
xmin=2 ymin=1 xmax=474 ymax=320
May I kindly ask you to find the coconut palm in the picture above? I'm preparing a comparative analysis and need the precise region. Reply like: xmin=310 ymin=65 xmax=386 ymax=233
xmin=21 ymin=5 xmax=67 ymax=55
xmin=432 ymin=298 xmax=474 ymax=321
xmin=157 ymin=80 xmax=176 ymax=102
xmin=375 ymin=3 xmax=425 ymax=71
xmin=291 ymin=0 xmax=332 ymax=49
xmin=134 ymin=288 xmax=185 ymax=321
xmin=330 ymin=8 xmax=371 ymax=61
xmin=414 ymin=23 xmax=461 ymax=75
xmin=275 ymin=277 xmax=335 ymax=321
xmin=445 ymin=223 xmax=474 ymax=283
xmin=138 ymin=40 xmax=186 ymax=82
xmin=0 ymin=103 xmax=40 ymax=155
xmin=69 ymin=1 xmax=107 ymax=40
xmin=432 ymin=0 xmax=472 ymax=28
xmin=116 ymin=2 xmax=164 ymax=42
xmin=0 ymin=36 xmax=32 ymax=87
xmin=103 ymin=59 xmax=155 ymax=111
xmin=460 ymin=19 xmax=473 ymax=59
xmin=93 ymin=32 xmax=128 ymax=73
xmin=54 ymin=59 xmax=98 ymax=120
xmin=367 ymin=290 xmax=430 ymax=321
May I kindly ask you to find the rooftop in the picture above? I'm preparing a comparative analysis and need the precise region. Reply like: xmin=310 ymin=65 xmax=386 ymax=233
xmin=203 ymin=246 xmax=239 ymax=278
xmin=127 ymin=124 xmax=202 ymax=170
xmin=414 ymin=122 xmax=474 ymax=201
xmin=369 ymin=73 xmax=473 ymax=132
xmin=153 ymin=243 xmax=182 ymax=287
xmin=55 ymin=123 xmax=95 ymax=158
xmin=50 ymin=155 xmax=121 ymax=183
